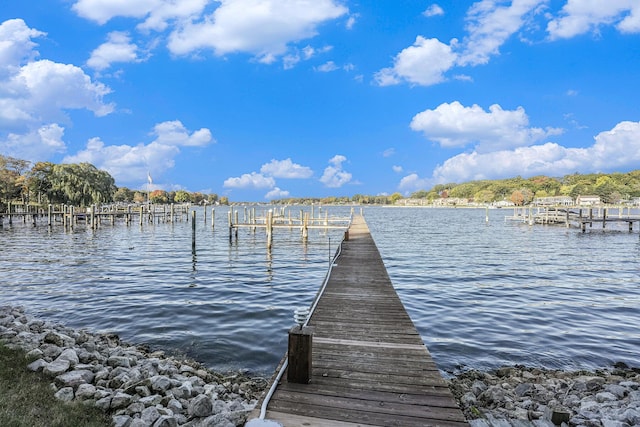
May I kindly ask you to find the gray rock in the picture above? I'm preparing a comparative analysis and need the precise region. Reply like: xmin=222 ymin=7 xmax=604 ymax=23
xmin=108 ymin=355 xmax=132 ymax=368
xmin=141 ymin=406 xmax=161 ymax=424
xmin=596 ymin=392 xmax=618 ymax=403
xmin=152 ymin=415 xmax=178 ymax=427
xmin=54 ymin=369 xmax=95 ymax=389
xmin=57 ymin=348 xmax=79 ymax=366
xmin=472 ymin=380 xmax=488 ymax=396
xmin=27 ymin=358 xmax=48 ymax=372
xmin=43 ymin=358 xmax=70 ymax=377
xmin=189 ymin=394 xmax=213 ymax=417
xmin=112 ymin=415 xmax=133 ymax=427
xmin=95 ymin=396 xmax=112 ymax=411
xmin=150 ymin=375 xmax=172 ymax=393
xmin=76 ymin=383 xmax=97 ymax=400
xmin=54 ymin=386 xmax=74 ymax=402
xmin=130 ymin=419 xmax=150 ymax=427
xmin=515 ymin=383 xmax=533 ymax=397
xmin=605 ymin=384 xmax=628 ymax=399
xmin=111 ymin=392 xmax=134 ymax=410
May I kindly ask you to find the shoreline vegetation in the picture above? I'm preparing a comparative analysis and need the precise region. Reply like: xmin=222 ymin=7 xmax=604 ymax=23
xmin=3 ymin=155 xmax=640 ymax=209
xmin=2 ymin=306 xmax=639 ymax=426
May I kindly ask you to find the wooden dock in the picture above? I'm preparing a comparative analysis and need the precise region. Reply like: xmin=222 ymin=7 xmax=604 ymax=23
xmin=247 ymin=215 xmax=467 ymax=426
xmin=505 ymin=206 xmax=640 ymax=232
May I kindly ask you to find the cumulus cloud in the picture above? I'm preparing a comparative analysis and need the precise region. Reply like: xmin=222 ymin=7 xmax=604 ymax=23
xmin=0 ymin=19 xmax=114 ymax=160
xmin=423 ymin=4 xmax=444 ymax=18
xmin=392 ymin=165 xmax=403 ymax=173
xmin=151 ymin=120 xmax=213 ymax=146
xmin=374 ymin=36 xmax=456 ymax=86
xmin=260 ymin=158 xmax=313 ymax=178
xmin=223 ymin=172 xmax=276 ymax=189
xmin=430 ymin=121 xmax=640 ymax=184
xmin=398 ymin=173 xmax=430 ymax=192
xmin=0 ymin=19 xmax=46 ymax=76
xmin=410 ymin=101 xmax=563 ymax=152
xmin=0 ymin=124 xmax=66 ymax=161
xmin=316 ymin=61 xmax=339 ymax=72
xmin=547 ymin=1 xmax=640 ymax=39
xmin=320 ymin=155 xmax=352 ymax=188
xmin=265 ymin=187 xmax=290 ymax=199
xmin=71 ymin=0 xmax=208 ymax=31
xmin=87 ymin=31 xmax=142 ymax=70
xmin=457 ymin=0 xmax=545 ymax=66
xmin=63 ymin=120 xmax=214 ymax=185
xmin=166 ymin=0 xmax=348 ymax=62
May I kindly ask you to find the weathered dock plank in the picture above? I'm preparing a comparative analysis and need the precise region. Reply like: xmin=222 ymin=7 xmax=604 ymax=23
xmin=247 ymin=215 xmax=467 ymax=426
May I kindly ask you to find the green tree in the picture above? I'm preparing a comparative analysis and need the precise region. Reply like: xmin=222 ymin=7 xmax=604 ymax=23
xmin=390 ymin=192 xmax=403 ymax=204
xmin=474 ymin=189 xmax=495 ymax=203
xmin=27 ymin=162 xmax=54 ymax=204
xmin=113 ymin=187 xmax=135 ymax=203
xmin=50 ymin=163 xmax=116 ymax=206
xmin=174 ymin=190 xmax=191 ymax=203
xmin=0 ymin=155 xmax=30 ymax=207
xmin=149 ymin=190 xmax=168 ymax=204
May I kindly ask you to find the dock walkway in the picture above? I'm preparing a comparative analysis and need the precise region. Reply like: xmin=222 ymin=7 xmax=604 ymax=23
xmin=247 ymin=215 xmax=467 ymax=426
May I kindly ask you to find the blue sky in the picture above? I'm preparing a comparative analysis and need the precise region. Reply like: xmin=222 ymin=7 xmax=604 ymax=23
xmin=1 ymin=1 xmax=639 ymax=201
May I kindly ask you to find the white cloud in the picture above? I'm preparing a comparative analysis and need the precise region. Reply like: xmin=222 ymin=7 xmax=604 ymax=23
xmin=265 ymin=187 xmax=290 ymax=199
xmin=398 ymin=173 xmax=430 ymax=192
xmin=71 ymin=0 xmax=208 ymax=30
xmin=167 ymin=0 xmax=348 ymax=62
xmin=0 ymin=19 xmax=46 ymax=76
xmin=316 ymin=61 xmax=339 ymax=72
xmin=0 ymin=19 xmax=114 ymax=160
xmin=260 ymin=158 xmax=313 ymax=178
xmin=423 ymin=4 xmax=444 ymax=18
xmin=457 ymin=0 xmax=546 ymax=66
xmin=410 ymin=101 xmax=562 ymax=152
xmin=431 ymin=121 xmax=640 ymax=184
xmin=320 ymin=155 xmax=352 ymax=188
xmin=346 ymin=14 xmax=358 ymax=30
xmin=63 ymin=120 xmax=214 ymax=185
xmin=151 ymin=120 xmax=213 ymax=147
xmin=392 ymin=165 xmax=403 ymax=173
xmin=87 ymin=31 xmax=142 ymax=70
xmin=382 ymin=148 xmax=395 ymax=157
xmin=547 ymin=1 xmax=640 ymax=39
xmin=374 ymin=36 xmax=457 ymax=87
xmin=223 ymin=172 xmax=276 ymax=189
xmin=0 ymin=123 xmax=66 ymax=161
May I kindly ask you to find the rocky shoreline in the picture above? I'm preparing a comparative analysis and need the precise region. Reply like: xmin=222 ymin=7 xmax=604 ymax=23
xmin=3 ymin=305 xmax=640 ymax=427
xmin=0 ymin=305 xmax=266 ymax=427
xmin=448 ymin=365 xmax=640 ymax=426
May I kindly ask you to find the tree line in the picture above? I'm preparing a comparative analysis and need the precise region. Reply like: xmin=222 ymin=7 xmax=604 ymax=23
xmin=0 ymin=155 xmax=223 ymax=209
xmin=3 ymin=154 xmax=640 ymax=209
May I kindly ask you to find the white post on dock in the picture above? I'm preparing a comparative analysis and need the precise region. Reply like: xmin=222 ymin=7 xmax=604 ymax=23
xmin=485 ymin=206 xmax=489 ymax=224
xmin=302 ymin=213 xmax=309 ymax=240
xmin=48 ymin=204 xmax=52 ymax=227
xmin=139 ymin=205 xmax=144 ymax=226
xmin=211 ymin=207 xmax=215 ymax=229
xmin=228 ymin=209 xmax=233 ymax=241
xmin=192 ymin=210 xmax=196 ymax=250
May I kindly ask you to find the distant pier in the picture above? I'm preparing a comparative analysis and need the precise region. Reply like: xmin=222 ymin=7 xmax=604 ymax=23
xmin=505 ymin=205 xmax=640 ymax=232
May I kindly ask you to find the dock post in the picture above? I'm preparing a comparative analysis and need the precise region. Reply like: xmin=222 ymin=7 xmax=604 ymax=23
xmin=566 ymin=208 xmax=570 ymax=228
xmin=288 ymin=325 xmax=313 ymax=384
xmin=267 ymin=210 xmax=273 ymax=250
xmin=192 ymin=210 xmax=196 ymax=250
xmin=90 ymin=205 xmax=96 ymax=229
xmin=234 ymin=210 xmax=239 ymax=238
xmin=211 ymin=207 xmax=215 ymax=229
xmin=170 ymin=203 xmax=174 ymax=223
xmin=302 ymin=213 xmax=309 ymax=240
xmin=485 ymin=206 xmax=489 ymax=223
xmin=48 ymin=204 xmax=52 ymax=227
xmin=228 ymin=210 xmax=233 ymax=241
xmin=603 ymin=208 xmax=607 ymax=229
xmin=8 ymin=202 xmax=11 ymax=225
xmin=139 ymin=205 xmax=144 ymax=226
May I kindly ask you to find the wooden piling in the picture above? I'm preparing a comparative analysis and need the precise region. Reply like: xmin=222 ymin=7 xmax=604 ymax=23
xmin=192 ymin=210 xmax=196 ymax=250
xmin=287 ymin=326 xmax=313 ymax=384
xmin=211 ymin=207 xmax=215 ymax=229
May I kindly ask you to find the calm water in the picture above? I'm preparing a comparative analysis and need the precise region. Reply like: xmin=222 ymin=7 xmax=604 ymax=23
xmin=1 ymin=206 xmax=639 ymax=376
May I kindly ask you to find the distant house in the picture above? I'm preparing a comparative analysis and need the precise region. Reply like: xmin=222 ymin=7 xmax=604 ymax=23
xmin=576 ymin=195 xmax=601 ymax=206
xmin=534 ymin=196 xmax=574 ymax=206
